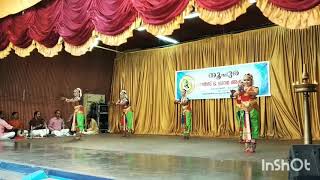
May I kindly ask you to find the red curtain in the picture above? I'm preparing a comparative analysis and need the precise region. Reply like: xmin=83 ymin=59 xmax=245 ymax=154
xmin=0 ymin=21 xmax=10 ymax=51
xmin=92 ymin=0 xmax=138 ymax=36
xmin=0 ymin=0 xmax=139 ymax=50
xmin=28 ymin=0 xmax=61 ymax=48
xmin=5 ymin=11 xmax=34 ymax=48
xmin=0 ymin=0 xmax=191 ymax=51
xmin=269 ymin=0 xmax=320 ymax=11
xmin=132 ymin=0 xmax=189 ymax=25
xmin=195 ymin=0 xmax=243 ymax=11
xmin=1 ymin=0 xmax=320 ymax=52
xmin=58 ymin=0 xmax=94 ymax=46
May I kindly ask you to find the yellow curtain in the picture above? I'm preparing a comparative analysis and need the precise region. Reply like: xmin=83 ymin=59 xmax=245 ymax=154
xmin=0 ymin=0 xmax=41 ymax=18
xmin=109 ymin=26 xmax=320 ymax=140
xmin=257 ymin=0 xmax=320 ymax=29
xmin=195 ymin=0 xmax=251 ymax=25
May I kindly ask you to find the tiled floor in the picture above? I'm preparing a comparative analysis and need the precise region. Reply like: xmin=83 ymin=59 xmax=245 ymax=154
xmin=0 ymin=134 xmax=305 ymax=180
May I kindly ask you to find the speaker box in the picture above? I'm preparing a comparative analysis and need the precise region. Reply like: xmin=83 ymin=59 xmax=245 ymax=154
xmin=97 ymin=104 xmax=108 ymax=133
xmin=289 ymin=144 xmax=320 ymax=180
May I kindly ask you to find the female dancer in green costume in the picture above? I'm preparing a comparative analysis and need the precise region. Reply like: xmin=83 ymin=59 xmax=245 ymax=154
xmin=231 ymin=74 xmax=259 ymax=153
xmin=62 ymin=88 xmax=85 ymax=139
xmin=175 ymin=89 xmax=192 ymax=139
xmin=116 ymin=90 xmax=133 ymax=137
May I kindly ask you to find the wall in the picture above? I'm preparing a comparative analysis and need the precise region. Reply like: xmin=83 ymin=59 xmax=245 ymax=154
xmin=0 ymin=48 xmax=115 ymax=129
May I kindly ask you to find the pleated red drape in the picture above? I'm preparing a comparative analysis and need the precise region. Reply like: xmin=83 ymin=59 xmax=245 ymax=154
xmin=1 ymin=0 xmax=320 ymax=55
xmin=269 ymin=0 xmax=320 ymax=11
xmin=196 ymin=0 xmax=244 ymax=11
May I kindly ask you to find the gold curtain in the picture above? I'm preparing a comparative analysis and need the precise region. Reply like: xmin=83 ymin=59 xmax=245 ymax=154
xmin=195 ymin=0 xmax=251 ymax=25
xmin=257 ymin=0 xmax=320 ymax=29
xmin=109 ymin=26 xmax=320 ymax=140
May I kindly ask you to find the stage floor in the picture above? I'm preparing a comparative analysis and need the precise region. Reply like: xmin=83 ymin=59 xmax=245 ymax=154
xmin=0 ymin=134 xmax=306 ymax=180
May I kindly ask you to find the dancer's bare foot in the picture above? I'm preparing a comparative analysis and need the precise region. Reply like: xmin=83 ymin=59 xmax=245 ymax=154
xmin=122 ymin=131 xmax=127 ymax=137
xmin=74 ymin=136 xmax=81 ymax=140
xmin=247 ymin=147 xmax=255 ymax=153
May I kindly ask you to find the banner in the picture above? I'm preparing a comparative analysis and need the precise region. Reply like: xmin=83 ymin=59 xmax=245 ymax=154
xmin=175 ymin=61 xmax=271 ymax=100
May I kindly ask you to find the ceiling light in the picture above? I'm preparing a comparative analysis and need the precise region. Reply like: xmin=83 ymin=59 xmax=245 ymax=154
xmin=184 ymin=12 xmax=199 ymax=19
xmin=156 ymin=35 xmax=179 ymax=44
xmin=136 ymin=26 xmax=146 ymax=31
xmin=90 ymin=37 xmax=100 ymax=51
xmin=249 ymin=0 xmax=256 ymax=3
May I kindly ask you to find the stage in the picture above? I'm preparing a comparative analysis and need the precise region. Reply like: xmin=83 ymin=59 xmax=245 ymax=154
xmin=0 ymin=134 xmax=305 ymax=179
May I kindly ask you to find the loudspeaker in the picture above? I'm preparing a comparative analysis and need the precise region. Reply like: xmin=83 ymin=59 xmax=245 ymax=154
xmin=97 ymin=104 xmax=108 ymax=133
xmin=289 ymin=145 xmax=320 ymax=180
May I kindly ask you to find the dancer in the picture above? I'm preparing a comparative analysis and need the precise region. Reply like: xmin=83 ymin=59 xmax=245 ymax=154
xmin=231 ymin=81 xmax=245 ymax=144
xmin=174 ymin=89 xmax=192 ymax=139
xmin=62 ymin=88 xmax=85 ymax=139
xmin=231 ymin=74 xmax=259 ymax=153
xmin=116 ymin=90 xmax=133 ymax=137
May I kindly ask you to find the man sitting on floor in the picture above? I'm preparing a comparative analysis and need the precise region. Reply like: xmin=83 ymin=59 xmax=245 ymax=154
xmin=29 ymin=111 xmax=49 ymax=137
xmin=8 ymin=112 xmax=27 ymax=138
xmin=48 ymin=110 xmax=70 ymax=136
xmin=0 ymin=111 xmax=15 ymax=140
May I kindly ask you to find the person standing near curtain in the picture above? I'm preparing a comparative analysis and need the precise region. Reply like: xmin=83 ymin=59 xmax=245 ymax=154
xmin=62 ymin=88 xmax=85 ymax=139
xmin=231 ymin=74 xmax=259 ymax=153
xmin=116 ymin=90 xmax=133 ymax=137
xmin=175 ymin=89 xmax=192 ymax=139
